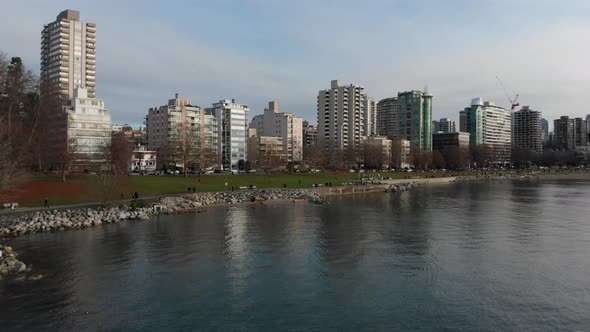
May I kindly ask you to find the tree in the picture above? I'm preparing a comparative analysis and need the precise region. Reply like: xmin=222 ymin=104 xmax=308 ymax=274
xmin=111 ymin=131 xmax=134 ymax=175
xmin=156 ymin=144 xmax=171 ymax=171
xmin=443 ymin=146 xmax=470 ymax=170
xmin=340 ymin=146 xmax=358 ymax=171
xmin=196 ymin=146 xmax=219 ymax=172
xmin=237 ymin=159 xmax=246 ymax=171
xmin=303 ymin=143 xmax=328 ymax=170
xmin=432 ymin=150 xmax=446 ymax=169
xmin=90 ymin=141 xmax=131 ymax=206
xmin=470 ymin=144 xmax=493 ymax=168
xmin=0 ymin=116 xmax=29 ymax=193
xmin=169 ymin=123 xmax=200 ymax=177
xmin=410 ymin=146 xmax=432 ymax=170
xmin=55 ymin=138 xmax=79 ymax=182
xmin=363 ymin=142 xmax=384 ymax=170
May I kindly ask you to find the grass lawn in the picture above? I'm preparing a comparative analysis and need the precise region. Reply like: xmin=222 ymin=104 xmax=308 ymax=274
xmin=1 ymin=170 xmax=513 ymax=208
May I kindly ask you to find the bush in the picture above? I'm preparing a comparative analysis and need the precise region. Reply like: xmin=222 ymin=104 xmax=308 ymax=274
xmin=129 ymin=199 xmax=149 ymax=210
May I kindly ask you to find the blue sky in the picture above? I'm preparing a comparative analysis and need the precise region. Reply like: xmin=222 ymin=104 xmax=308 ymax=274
xmin=2 ymin=0 xmax=590 ymax=128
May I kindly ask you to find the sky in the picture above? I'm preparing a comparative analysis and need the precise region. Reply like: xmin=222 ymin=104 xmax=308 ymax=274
xmin=1 ymin=0 xmax=590 ymax=129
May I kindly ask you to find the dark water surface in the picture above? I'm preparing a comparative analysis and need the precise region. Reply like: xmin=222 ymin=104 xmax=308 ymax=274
xmin=1 ymin=180 xmax=590 ymax=331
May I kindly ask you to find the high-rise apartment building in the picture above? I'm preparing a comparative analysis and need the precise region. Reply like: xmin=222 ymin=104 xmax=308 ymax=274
xmin=512 ymin=106 xmax=542 ymax=152
xmin=376 ymin=97 xmax=399 ymax=139
xmin=541 ymin=118 xmax=549 ymax=145
xmin=41 ymin=9 xmax=96 ymax=103
xmin=249 ymin=101 xmax=303 ymax=162
xmin=364 ymin=97 xmax=377 ymax=137
xmin=207 ymin=99 xmax=249 ymax=170
xmin=460 ymin=98 xmax=512 ymax=163
xmin=574 ymin=117 xmax=588 ymax=147
xmin=398 ymin=90 xmax=433 ymax=152
xmin=317 ymin=80 xmax=367 ymax=162
xmin=302 ymin=121 xmax=318 ymax=147
xmin=145 ymin=94 xmax=218 ymax=163
xmin=432 ymin=118 xmax=456 ymax=133
xmin=553 ymin=116 xmax=575 ymax=150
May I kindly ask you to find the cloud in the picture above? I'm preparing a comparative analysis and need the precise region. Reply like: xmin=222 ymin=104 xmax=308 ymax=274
xmin=1 ymin=0 xmax=590 ymax=130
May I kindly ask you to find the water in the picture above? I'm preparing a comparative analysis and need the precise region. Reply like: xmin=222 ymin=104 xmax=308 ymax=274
xmin=1 ymin=180 xmax=590 ymax=331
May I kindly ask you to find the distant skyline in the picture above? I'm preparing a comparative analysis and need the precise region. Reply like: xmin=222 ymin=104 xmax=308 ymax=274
xmin=2 ymin=0 xmax=590 ymax=128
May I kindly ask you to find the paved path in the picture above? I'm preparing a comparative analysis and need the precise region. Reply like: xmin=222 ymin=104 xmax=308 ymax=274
xmin=0 ymin=192 xmax=192 ymax=215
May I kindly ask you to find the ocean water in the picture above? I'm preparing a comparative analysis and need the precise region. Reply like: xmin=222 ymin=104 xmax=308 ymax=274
xmin=1 ymin=180 xmax=589 ymax=331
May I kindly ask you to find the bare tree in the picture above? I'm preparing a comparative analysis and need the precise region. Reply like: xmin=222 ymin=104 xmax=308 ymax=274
xmin=303 ymin=143 xmax=328 ymax=170
xmin=432 ymin=150 xmax=446 ymax=169
xmin=197 ymin=146 xmax=220 ymax=171
xmin=410 ymin=146 xmax=432 ymax=170
xmin=0 ymin=116 xmax=29 ymax=193
xmin=89 ymin=142 xmax=131 ymax=206
xmin=111 ymin=131 xmax=134 ymax=175
xmin=55 ymin=138 xmax=79 ymax=182
xmin=363 ymin=142 xmax=384 ymax=170
xmin=169 ymin=123 xmax=199 ymax=177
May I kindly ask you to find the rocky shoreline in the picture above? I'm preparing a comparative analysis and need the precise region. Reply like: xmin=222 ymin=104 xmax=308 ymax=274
xmin=385 ymin=182 xmax=417 ymax=193
xmin=0 ymin=244 xmax=42 ymax=281
xmin=452 ymin=174 xmax=513 ymax=182
xmin=0 ymin=189 xmax=325 ymax=237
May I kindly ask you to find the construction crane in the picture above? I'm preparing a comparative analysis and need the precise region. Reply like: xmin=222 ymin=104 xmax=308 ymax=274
xmin=496 ymin=76 xmax=519 ymax=111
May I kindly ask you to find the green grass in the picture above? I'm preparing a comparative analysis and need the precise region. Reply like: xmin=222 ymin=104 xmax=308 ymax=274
xmin=3 ymin=170 xmax=525 ymax=208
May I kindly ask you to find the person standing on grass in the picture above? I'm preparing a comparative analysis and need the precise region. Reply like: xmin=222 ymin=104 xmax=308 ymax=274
xmin=44 ymin=198 xmax=49 ymax=208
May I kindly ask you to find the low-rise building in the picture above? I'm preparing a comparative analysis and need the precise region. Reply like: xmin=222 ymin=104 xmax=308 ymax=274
xmin=64 ymin=87 xmax=112 ymax=169
xmin=432 ymin=132 xmax=470 ymax=151
xmin=248 ymin=135 xmax=286 ymax=169
xmin=130 ymin=145 xmax=157 ymax=173
xmin=363 ymin=136 xmax=392 ymax=169
xmin=391 ymin=139 xmax=411 ymax=169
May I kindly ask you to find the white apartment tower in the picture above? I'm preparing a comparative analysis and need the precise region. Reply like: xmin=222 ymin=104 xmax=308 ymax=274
xmin=364 ymin=97 xmax=377 ymax=137
xmin=460 ymin=98 xmax=512 ymax=163
xmin=41 ymin=9 xmax=96 ymax=102
xmin=206 ymin=99 xmax=249 ymax=170
xmin=64 ymin=87 xmax=111 ymax=167
xmin=317 ymin=80 xmax=367 ymax=163
xmin=249 ymin=101 xmax=303 ymax=162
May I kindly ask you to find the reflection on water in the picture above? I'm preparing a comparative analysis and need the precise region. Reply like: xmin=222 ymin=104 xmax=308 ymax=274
xmin=1 ymin=180 xmax=590 ymax=330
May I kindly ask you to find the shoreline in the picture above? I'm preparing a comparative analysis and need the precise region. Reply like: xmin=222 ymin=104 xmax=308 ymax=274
xmin=1 ymin=171 xmax=589 ymax=237
xmin=1 ymin=171 xmax=589 ymax=280
xmin=0 ymin=189 xmax=325 ymax=237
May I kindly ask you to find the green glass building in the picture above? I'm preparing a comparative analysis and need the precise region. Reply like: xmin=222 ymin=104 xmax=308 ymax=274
xmin=398 ymin=90 xmax=433 ymax=152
